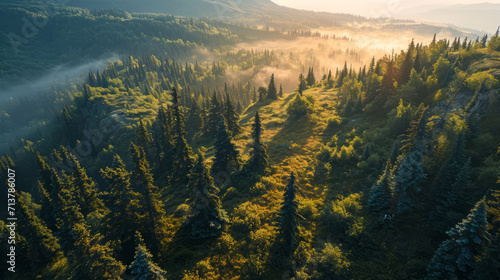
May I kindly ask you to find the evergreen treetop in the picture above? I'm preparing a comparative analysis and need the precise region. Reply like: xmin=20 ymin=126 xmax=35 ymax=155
xmin=129 ymin=232 xmax=167 ymax=280
xmin=184 ymin=152 xmax=228 ymax=239
xmin=267 ymin=73 xmax=278 ymax=100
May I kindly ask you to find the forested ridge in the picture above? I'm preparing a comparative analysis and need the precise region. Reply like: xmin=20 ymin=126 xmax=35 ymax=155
xmin=0 ymin=2 xmax=284 ymax=87
xmin=1 ymin=3 xmax=500 ymax=280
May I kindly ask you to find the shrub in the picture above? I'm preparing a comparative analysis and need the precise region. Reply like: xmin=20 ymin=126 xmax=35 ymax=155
xmin=466 ymin=72 xmax=498 ymax=92
xmin=320 ymin=193 xmax=364 ymax=236
xmin=326 ymin=115 xmax=342 ymax=130
xmin=487 ymin=36 xmax=500 ymax=51
xmin=231 ymin=202 xmax=262 ymax=234
xmin=250 ymin=182 xmax=266 ymax=194
xmin=287 ymin=93 xmax=314 ymax=117
xmin=299 ymin=199 xmax=319 ymax=220
xmin=317 ymin=243 xmax=351 ymax=279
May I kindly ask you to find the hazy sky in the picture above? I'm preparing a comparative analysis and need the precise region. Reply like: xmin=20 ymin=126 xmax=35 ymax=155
xmin=272 ymin=0 xmax=500 ymax=17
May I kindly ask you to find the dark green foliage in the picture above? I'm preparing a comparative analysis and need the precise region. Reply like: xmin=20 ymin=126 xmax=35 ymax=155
xmin=17 ymin=192 xmax=63 ymax=271
xmin=36 ymin=154 xmax=58 ymax=230
xmin=373 ymin=60 xmax=396 ymax=110
xmin=398 ymin=40 xmax=415 ymax=85
xmin=206 ymin=92 xmax=222 ymax=137
xmin=426 ymin=200 xmax=490 ymax=279
xmin=243 ymin=111 xmax=268 ymax=174
xmin=71 ymin=224 xmax=125 ymax=280
xmin=35 ymin=153 xmax=85 ymax=251
xmin=154 ymin=105 xmax=175 ymax=173
xmin=100 ymin=155 xmax=140 ymax=263
xmin=278 ymin=172 xmax=301 ymax=255
xmin=211 ymin=118 xmax=240 ymax=179
xmin=187 ymin=98 xmax=203 ymax=139
xmin=258 ymin=87 xmax=267 ymax=101
xmin=0 ymin=5 xmax=242 ymax=87
xmin=129 ymin=232 xmax=167 ymax=280
xmin=306 ymin=67 xmax=316 ymax=86
xmin=298 ymin=73 xmax=307 ymax=94
xmin=136 ymin=120 xmax=153 ymax=160
xmin=368 ymin=161 xmax=394 ymax=215
xmin=130 ymin=143 xmax=169 ymax=258
xmin=183 ymin=152 xmax=228 ymax=239
xmin=433 ymin=135 xmax=471 ymax=220
xmin=52 ymin=177 xmax=86 ymax=252
xmin=393 ymin=109 xmax=427 ymax=214
xmin=470 ymin=190 xmax=500 ymax=279
xmin=267 ymin=74 xmax=278 ymax=100
xmin=224 ymin=94 xmax=242 ymax=136
xmin=171 ymin=87 xmax=194 ymax=185
xmin=68 ymin=154 xmax=106 ymax=216
xmin=236 ymin=101 xmax=243 ymax=114
xmin=279 ymin=84 xmax=283 ymax=97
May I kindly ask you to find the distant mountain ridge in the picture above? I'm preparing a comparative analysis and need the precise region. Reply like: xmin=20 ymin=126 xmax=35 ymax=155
xmin=398 ymin=2 xmax=500 ymax=33
xmin=66 ymin=0 xmax=280 ymax=18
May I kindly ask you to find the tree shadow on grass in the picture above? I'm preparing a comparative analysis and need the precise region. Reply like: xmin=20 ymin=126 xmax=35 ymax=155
xmin=266 ymin=114 xmax=316 ymax=165
xmin=239 ymin=99 xmax=273 ymax=125
xmin=163 ymin=220 xmax=219 ymax=279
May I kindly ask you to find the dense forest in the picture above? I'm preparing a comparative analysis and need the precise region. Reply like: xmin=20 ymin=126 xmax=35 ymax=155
xmin=1 ymin=1 xmax=500 ymax=280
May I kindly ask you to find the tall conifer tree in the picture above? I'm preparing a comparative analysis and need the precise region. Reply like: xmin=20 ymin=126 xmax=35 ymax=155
xmin=183 ymin=152 xmax=228 ymax=239
xmin=267 ymin=74 xmax=278 ymax=100
xmin=278 ymin=172 xmax=301 ymax=255
xmin=130 ymin=143 xmax=169 ymax=258
xmin=129 ymin=232 xmax=167 ymax=280
xmin=224 ymin=94 xmax=241 ymax=136
xmin=426 ymin=200 xmax=490 ymax=280
xmin=211 ymin=118 xmax=240 ymax=179
xmin=171 ymin=87 xmax=193 ymax=184
xmin=244 ymin=111 xmax=268 ymax=173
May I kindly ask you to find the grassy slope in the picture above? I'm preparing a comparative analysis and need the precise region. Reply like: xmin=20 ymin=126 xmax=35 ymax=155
xmin=155 ymin=86 xmax=341 ymax=278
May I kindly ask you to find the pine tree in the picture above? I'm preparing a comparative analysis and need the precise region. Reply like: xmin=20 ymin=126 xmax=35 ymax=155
xmin=244 ymin=111 xmax=268 ymax=173
xmin=433 ymin=134 xmax=470 ymax=219
xmin=211 ymin=118 xmax=240 ymax=180
xmin=306 ymin=67 xmax=316 ymax=86
xmin=51 ymin=172 xmax=85 ymax=252
xmin=68 ymin=154 xmax=106 ymax=216
xmin=100 ymin=155 xmax=140 ymax=263
xmin=298 ymin=73 xmax=306 ymax=95
xmin=205 ymin=91 xmax=222 ymax=137
xmin=399 ymin=39 xmax=415 ymax=85
xmin=16 ymin=191 xmax=63 ymax=271
xmin=279 ymin=84 xmax=283 ymax=97
xmin=36 ymin=154 xmax=58 ymax=230
xmin=393 ymin=109 xmax=427 ymax=214
xmin=153 ymin=105 xmax=174 ymax=173
xmin=279 ymin=172 xmax=301 ymax=255
xmin=129 ymin=232 xmax=167 ymax=280
xmin=267 ymin=74 xmax=278 ymax=100
xmin=236 ymin=100 xmax=243 ymax=114
xmin=130 ymin=143 xmax=169 ymax=258
xmin=470 ymin=189 xmax=500 ymax=279
xmin=426 ymin=200 xmax=491 ymax=280
xmin=171 ymin=87 xmax=193 ymax=184
xmin=374 ymin=60 xmax=396 ymax=110
xmin=183 ymin=152 xmax=228 ymax=239
xmin=258 ymin=87 xmax=267 ymax=101
xmin=187 ymin=98 xmax=203 ymax=139
xmin=224 ymin=93 xmax=241 ymax=136
xmin=136 ymin=120 xmax=153 ymax=160
xmin=71 ymin=223 xmax=125 ymax=280
xmin=368 ymin=161 xmax=394 ymax=215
